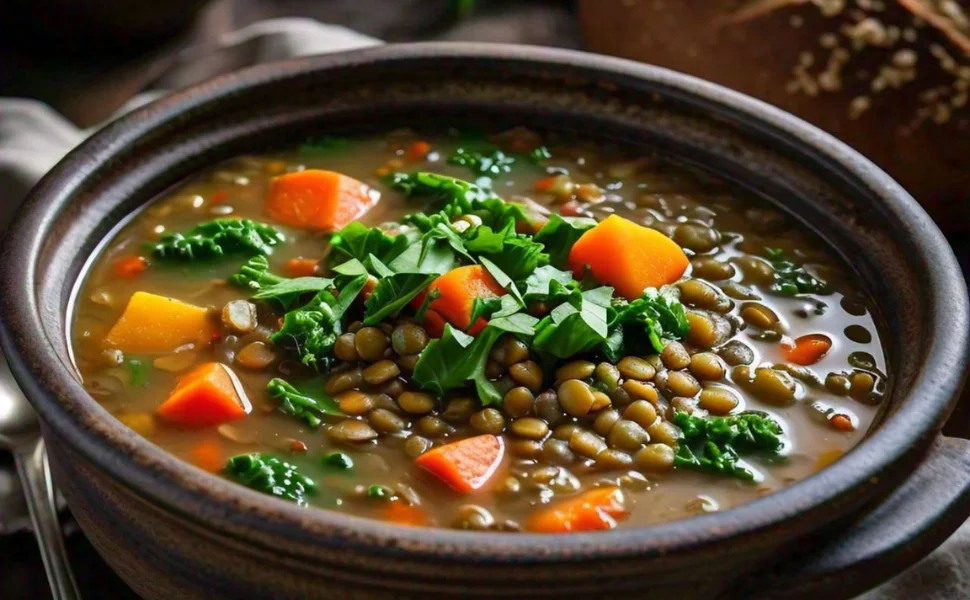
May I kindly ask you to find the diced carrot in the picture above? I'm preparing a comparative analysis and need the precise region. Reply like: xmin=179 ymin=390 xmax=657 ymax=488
xmin=526 ymin=486 xmax=628 ymax=533
xmin=568 ymin=214 xmax=689 ymax=300
xmin=415 ymin=434 xmax=505 ymax=493
xmin=112 ymin=255 xmax=148 ymax=279
xmin=382 ymin=500 xmax=430 ymax=527
xmin=104 ymin=292 xmax=216 ymax=354
xmin=157 ymin=362 xmax=251 ymax=428
xmin=190 ymin=440 xmax=225 ymax=472
xmin=534 ymin=175 xmax=562 ymax=193
xmin=405 ymin=141 xmax=432 ymax=161
xmin=830 ymin=414 xmax=855 ymax=432
xmin=265 ymin=169 xmax=378 ymax=231
xmin=282 ymin=257 xmax=319 ymax=278
xmin=409 ymin=266 xmax=506 ymax=334
xmin=210 ymin=190 xmax=229 ymax=205
xmin=783 ymin=334 xmax=832 ymax=366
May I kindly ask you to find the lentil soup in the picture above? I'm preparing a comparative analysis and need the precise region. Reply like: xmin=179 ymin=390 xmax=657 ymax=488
xmin=71 ymin=129 xmax=887 ymax=532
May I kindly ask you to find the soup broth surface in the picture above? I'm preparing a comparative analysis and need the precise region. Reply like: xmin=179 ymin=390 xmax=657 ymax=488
xmin=72 ymin=129 xmax=887 ymax=532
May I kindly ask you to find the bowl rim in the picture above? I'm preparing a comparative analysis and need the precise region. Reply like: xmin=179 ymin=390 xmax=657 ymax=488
xmin=2 ymin=41 xmax=968 ymax=563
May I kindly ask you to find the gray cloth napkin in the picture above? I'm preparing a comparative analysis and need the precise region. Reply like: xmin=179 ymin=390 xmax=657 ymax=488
xmin=0 ymin=16 xmax=964 ymax=600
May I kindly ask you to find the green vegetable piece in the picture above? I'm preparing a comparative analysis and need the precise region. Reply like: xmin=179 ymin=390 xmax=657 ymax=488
xmin=765 ymin=247 xmax=829 ymax=296
xmin=125 ymin=357 xmax=149 ymax=388
xmin=531 ymin=287 xmax=612 ymax=359
xmin=609 ymin=286 xmax=690 ymax=354
xmin=224 ymin=453 xmax=317 ymax=505
xmin=522 ymin=265 xmax=580 ymax=305
xmin=466 ymin=220 xmax=548 ymax=282
xmin=367 ymin=485 xmax=392 ymax=500
xmin=363 ymin=272 xmax=437 ymax=325
xmin=388 ymin=238 xmax=456 ymax=275
xmin=330 ymin=222 xmax=410 ymax=267
xmin=412 ymin=312 xmax=538 ymax=406
xmin=266 ymin=378 xmax=343 ymax=428
xmin=322 ymin=452 xmax=354 ymax=470
xmin=448 ymin=146 xmax=515 ymax=176
xmin=533 ymin=214 xmax=597 ymax=269
xmin=387 ymin=172 xmax=530 ymax=229
xmin=229 ymin=256 xmax=285 ymax=291
xmin=253 ymin=276 xmax=336 ymax=309
xmin=153 ymin=219 xmax=285 ymax=261
xmin=672 ymin=411 xmax=785 ymax=481
xmin=271 ymin=291 xmax=343 ymax=369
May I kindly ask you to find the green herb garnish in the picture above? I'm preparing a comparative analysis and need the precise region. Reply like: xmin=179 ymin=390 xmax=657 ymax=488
xmin=323 ymin=452 xmax=354 ymax=470
xmin=532 ymin=287 xmax=612 ymax=359
xmin=330 ymin=222 xmax=411 ymax=267
xmin=152 ymin=219 xmax=284 ymax=261
xmin=229 ymin=255 xmax=285 ymax=291
xmin=125 ymin=357 xmax=149 ymax=388
xmin=765 ymin=247 xmax=829 ymax=296
xmin=448 ymin=147 xmax=515 ymax=176
xmin=672 ymin=412 xmax=785 ymax=481
xmin=533 ymin=215 xmax=597 ymax=269
xmin=224 ymin=453 xmax=316 ymax=505
xmin=367 ymin=485 xmax=392 ymax=500
xmin=266 ymin=378 xmax=343 ymax=428
xmin=363 ymin=272 xmax=437 ymax=325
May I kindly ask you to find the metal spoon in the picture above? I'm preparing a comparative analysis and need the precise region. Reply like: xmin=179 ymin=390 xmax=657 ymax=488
xmin=0 ymin=349 xmax=81 ymax=599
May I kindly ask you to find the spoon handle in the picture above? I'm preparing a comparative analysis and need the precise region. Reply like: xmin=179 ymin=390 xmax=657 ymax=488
xmin=14 ymin=437 xmax=82 ymax=600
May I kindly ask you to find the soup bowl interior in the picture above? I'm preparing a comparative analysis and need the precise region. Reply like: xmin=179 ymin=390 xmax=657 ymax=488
xmin=0 ymin=43 xmax=968 ymax=598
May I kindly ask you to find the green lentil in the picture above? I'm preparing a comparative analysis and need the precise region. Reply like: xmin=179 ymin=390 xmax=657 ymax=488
xmin=391 ymin=323 xmax=429 ymax=355
xmin=354 ymin=327 xmax=389 ymax=362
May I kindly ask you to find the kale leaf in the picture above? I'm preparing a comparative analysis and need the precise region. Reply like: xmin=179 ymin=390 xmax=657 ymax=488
xmin=531 ymin=286 xmax=612 ymax=359
xmin=253 ymin=277 xmax=336 ymax=309
xmin=765 ymin=247 xmax=829 ymax=296
xmin=522 ymin=265 xmax=580 ymax=306
xmin=533 ymin=214 xmax=597 ymax=269
xmin=466 ymin=220 xmax=549 ymax=282
xmin=229 ymin=256 xmax=285 ymax=291
xmin=153 ymin=219 xmax=285 ymax=261
xmin=363 ymin=272 xmax=437 ymax=325
xmin=271 ymin=290 xmax=343 ymax=369
xmin=387 ymin=172 xmax=530 ymax=228
xmin=266 ymin=378 xmax=343 ymax=428
xmin=609 ymin=287 xmax=690 ymax=355
xmin=329 ymin=222 xmax=411 ymax=267
xmin=672 ymin=412 xmax=785 ymax=481
xmin=224 ymin=453 xmax=317 ymax=505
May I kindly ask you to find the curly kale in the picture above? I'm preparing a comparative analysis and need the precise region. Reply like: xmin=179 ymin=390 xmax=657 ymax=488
xmin=271 ymin=290 xmax=342 ymax=369
xmin=387 ymin=172 xmax=530 ymax=228
xmin=229 ymin=256 xmax=285 ymax=291
xmin=266 ymin=378 xmax=343 ymax=428
xmin=224 ymin=453 xmax=316 ymax=505
xmin=672 ymin=412 xmax=785 ymax=481
xmin=765 ymin=247 xmax=829 ymax=296
xmin=603 ymin=287 xmax=691 ymax=360
xmin=153 ymin=219 xmax=285 ymax=261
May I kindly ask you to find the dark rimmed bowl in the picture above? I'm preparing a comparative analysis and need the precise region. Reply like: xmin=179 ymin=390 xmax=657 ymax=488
xmin=1 ymin=43 xmax=969 ymax=600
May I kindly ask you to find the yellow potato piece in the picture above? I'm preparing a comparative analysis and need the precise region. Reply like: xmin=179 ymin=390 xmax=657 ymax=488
xmin=104 ymin=292 xmax=215 ymax=354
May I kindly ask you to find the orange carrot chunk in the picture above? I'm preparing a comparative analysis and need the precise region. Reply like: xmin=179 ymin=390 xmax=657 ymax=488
xmin=265 ymin=169 xmax=378 ymax=231
xmin=526 ymin=486 xmax=629 ymax=533
xmin=190 ymin=440 xmax=226 ymax=473
xmin=282 ymin=257 xmax=319 ymax=278
xmin=830 ymin=414 xmax=855 ymax=432
xmin=382 ymin=500 xmax=430 ymax=527
xmin=112 ymin=255 xmax=148 ymax=279
xmin=157 ymin=362 xmax=251 ymax=428
xmin=784 ymin=334 xmax=833 ymax=365
xmin=415 ymin=434 xmax=505 ymax=493
xmin=568 ymin=214 xmax=689 ymax=300
xmin=405 ymin=141 xmax=432 ymax=161
xmin=410 ymin=266 xmax=506 ymax=336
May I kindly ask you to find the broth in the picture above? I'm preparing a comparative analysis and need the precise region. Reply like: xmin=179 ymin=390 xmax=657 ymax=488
xmin=71 ymin=129 xmax=887 ymax=532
